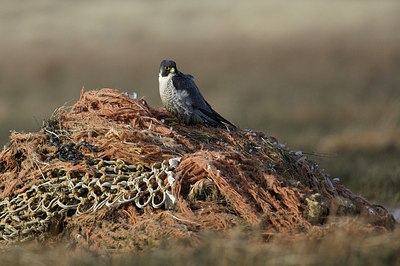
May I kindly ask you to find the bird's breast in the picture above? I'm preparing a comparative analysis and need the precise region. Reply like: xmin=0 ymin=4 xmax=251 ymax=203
xmin=158 ymin=75 xmax=171 ymax=95
xmin=158 ymin=75 xmax=177 ymax=108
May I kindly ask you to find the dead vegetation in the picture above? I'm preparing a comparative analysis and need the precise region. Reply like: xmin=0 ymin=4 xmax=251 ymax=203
xmin=0 ymin=88 xmax=395 ymax=253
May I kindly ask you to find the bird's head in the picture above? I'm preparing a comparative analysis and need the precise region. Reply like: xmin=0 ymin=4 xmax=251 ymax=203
xmin=160 ymin=60 xmax=177 ymax=77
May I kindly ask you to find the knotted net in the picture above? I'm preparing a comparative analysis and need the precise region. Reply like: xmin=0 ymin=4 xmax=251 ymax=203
xmin=0 ymin=89 xmax=394 ymax=252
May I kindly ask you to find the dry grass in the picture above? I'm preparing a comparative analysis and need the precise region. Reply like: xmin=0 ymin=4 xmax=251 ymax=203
xmin=1 ymin=222 xmax=399 ymax=266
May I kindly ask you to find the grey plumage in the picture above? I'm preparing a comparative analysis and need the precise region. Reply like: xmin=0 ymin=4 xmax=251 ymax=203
xmin=158 ymin=60 xmax=236 ymax=128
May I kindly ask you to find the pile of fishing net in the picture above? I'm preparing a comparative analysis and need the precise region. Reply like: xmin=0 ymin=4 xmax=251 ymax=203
xmin=0 ymin=89 xmax=394 ymax=252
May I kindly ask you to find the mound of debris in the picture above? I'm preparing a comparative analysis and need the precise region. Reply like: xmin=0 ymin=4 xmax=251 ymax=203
xmin=0 ymin=89 xmax=394 ymax=252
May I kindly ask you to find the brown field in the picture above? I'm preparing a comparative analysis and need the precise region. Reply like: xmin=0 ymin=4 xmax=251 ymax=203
xmin=1 ymin=224 xmax=399 ymax=266
xmin=0 ymin=1 xmax=399 ymax=264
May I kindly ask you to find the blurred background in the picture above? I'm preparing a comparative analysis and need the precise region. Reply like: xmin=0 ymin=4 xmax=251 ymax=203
xmin=0 ymin=1 xmax=399 ymax=209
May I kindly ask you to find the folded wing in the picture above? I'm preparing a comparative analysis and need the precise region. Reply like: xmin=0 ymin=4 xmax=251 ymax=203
xmin=172 ymin=73 xmax=236 ymax=128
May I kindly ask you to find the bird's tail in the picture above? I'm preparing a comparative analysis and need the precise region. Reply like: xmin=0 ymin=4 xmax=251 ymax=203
xmin=199 ymin=107 xmax=237 ymax=129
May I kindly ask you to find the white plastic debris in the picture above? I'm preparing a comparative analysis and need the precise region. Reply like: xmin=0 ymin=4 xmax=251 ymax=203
xmin=168 ymin=157 xmax=181 ymax=169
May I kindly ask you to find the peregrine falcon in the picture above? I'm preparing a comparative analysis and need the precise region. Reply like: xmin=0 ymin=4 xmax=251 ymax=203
xmin=158 ymin=59 xmax=236 ymax=128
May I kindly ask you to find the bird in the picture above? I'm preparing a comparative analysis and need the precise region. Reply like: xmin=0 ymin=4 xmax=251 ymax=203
xmin=158 ymin=59 xmax=236 ymax=128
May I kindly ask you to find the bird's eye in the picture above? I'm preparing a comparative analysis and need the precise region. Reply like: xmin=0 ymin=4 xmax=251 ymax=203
xmin=165 ymin=66 xmax=169 ymax=70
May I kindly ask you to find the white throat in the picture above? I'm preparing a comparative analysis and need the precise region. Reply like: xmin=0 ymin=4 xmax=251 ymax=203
xmin=158 ymin=72 xmax=174 ymax=95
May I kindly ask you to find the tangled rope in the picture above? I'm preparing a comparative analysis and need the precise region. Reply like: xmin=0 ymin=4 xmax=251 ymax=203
xmin=0 ymin=157 xmax=181 ymax=242
xmin=0 ymin=89 xmax=394 ymax=251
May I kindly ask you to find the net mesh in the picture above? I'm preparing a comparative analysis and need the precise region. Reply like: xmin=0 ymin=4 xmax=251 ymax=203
xmin=0 ymin=88 xmax=394 ymax=252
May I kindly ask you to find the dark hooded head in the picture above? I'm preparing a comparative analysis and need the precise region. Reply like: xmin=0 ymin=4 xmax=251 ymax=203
xmin=159 ymin=60 xmax=177 ymax=77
